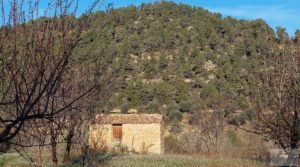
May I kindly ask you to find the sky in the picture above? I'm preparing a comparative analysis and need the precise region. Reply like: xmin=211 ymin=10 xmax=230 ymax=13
xmin=3 ymin=0 xmax=300 ymax=36
xmin=101 ymin=0 xmax=300 ymax=36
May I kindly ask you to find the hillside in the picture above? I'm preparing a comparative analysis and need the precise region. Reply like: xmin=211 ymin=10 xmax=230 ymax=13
xmin=2 ymin=1 xmax=300 ymax=166
xmin=74 ymin=1 xmax=279 ymax=120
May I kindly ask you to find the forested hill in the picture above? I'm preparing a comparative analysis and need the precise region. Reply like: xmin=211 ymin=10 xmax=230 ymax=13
xmin=75 ymin=1 xmax=286 ymax=114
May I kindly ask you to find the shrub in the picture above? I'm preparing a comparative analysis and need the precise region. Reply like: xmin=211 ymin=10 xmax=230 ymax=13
xmin=228 ymin=110 xmax=252 ymax=126
xmin=166 ymin=105 xmax=183 ymax=123
xmin=178 ymin=101 xmax=193 ymax=113
xmin=169 ymin=110 xmax=183 ymax=123
xmin=166 ymin=105 xmax=178 ymax=113
xmin=227 ymin=129 xmax=240 ymax=147
xmin=170 ymin=123 xmax=182 ymax=134
xmin=146 ymin=101 xmax=160 ymax=113
xmin=164 ymin=134 xmax=202 ymax=154
xmin=188 ymin=114 xmax=197 ymax=125
xmin=112 ymin=143 xmax=129 ymax=153
xmin=200 ymin=84 xmax=218 ymax=98
xmin=121 ymin=104 xmax=129 ymax=114
xmin=140 ymin=142 xmax=154 ymax=154
xmin=167 ymin=110 xmax=182 ymax=124
xmin=164 ymin=135 xmax=185 ymax=154
xmin=152 ymin=82 xmax=173 ymax=104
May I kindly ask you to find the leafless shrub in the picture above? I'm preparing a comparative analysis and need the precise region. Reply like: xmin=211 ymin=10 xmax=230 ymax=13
xmin=0 ymin=0 xmax=110 ymax=166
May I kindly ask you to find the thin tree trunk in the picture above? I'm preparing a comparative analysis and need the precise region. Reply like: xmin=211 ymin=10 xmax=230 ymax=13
xmin=275 ymin=131 xmax=299 ymax=167
xmin=63 ymin=126 xmax=75 ymax=163
xmin=35 ymin=146 xmax=43 ymax=167
xmin=283 ymin=139 xmax=299 ymax=167
xmin=81 ymin=122 xmax=90 ymax=167
xmin=50 ymin=128 xmax=58 ymax=167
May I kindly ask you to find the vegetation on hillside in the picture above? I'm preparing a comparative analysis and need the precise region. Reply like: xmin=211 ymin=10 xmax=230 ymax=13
xmin=75 ymin=1 xmax=300 ymax=160
xmin=1 ymin=1 xmax=299 ymax=166
xmin=77 ymin=2 xmax=274 ymax=114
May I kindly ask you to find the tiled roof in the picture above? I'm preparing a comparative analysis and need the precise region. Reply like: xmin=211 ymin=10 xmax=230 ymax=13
xmin=93 ymin=114 xmax=162 ymax=124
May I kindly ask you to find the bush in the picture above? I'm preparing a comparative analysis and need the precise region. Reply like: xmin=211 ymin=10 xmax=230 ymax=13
xmin=228 ymin=110 xmax=252 ymax=126
xmin=164 ymin=133 xmax=201 ymax=154
xmin=140 ymin=142 xmax=154 ymax=154
xmin=166 ymin=105 xmax=178 ymax=113
xmin=178 ymin=101 xmax=193 ymax=113
xmin=112 ymin=143 xmax=129 ymax=153
xmin=200 ymin=84 xmax=218 ymax=98
xmin=166 ymin=108 xmax=181 ymax=123
xmin=166 ymin=105 xmax=183 ymax=123
xmin=164 ymin=135 xmax=185 ymax=154
xmin=121 ymin=104 xmax=129 ymax=114
xmin=168 ymin=110 xmax=183 ymax=123
xmin=188 ymin=114 xmax=197 ymax=125
xmin=170 ymin=123 xmax=182 ymax=134
xmin=227 ymin=129 xmax=240 ymax=146
xmin=146 ymin=101 xmax=160 ymax=113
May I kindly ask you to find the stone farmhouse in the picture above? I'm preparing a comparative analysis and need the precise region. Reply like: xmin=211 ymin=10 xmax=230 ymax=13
xmin=89 ymin=114 xmax=164 ymax=154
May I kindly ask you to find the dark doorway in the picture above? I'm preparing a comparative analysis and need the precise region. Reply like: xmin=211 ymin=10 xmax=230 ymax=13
xmin=112 ymin=124 xmax=122 ymax=142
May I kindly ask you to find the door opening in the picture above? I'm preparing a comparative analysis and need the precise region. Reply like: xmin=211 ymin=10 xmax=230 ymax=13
xmin=112 ymin=124 xmax=122 ymax=143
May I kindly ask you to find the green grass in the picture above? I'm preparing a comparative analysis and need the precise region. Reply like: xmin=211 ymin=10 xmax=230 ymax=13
xmin=0 ymin=152 xmax=267 ymax=167
xmin=0 ymin=153 xmax=31 ymax=167
xmin=0 ymin=152 xmax=54 ymax=167
xmin=105 ymin=155 xmax=267 ymax=167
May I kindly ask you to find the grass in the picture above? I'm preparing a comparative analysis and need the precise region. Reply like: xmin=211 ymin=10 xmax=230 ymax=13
xmin=105 ymin=154 xmax=267 ymax=167
xmin=0 ymin=153 xmax=31 ymax=167
xmin=0 ymin=152 xmax=267 ymax=167
xmin=0 ymin=152 xmax=54 ymax=167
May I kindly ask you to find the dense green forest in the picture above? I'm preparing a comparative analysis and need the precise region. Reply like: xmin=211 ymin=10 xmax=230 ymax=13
xmin=74 ymin=1 xmax=286 ymax=120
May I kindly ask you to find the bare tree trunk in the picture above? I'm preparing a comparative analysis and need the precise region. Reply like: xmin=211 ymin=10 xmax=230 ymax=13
xmin=81 ymin=122 xmax=90 ymax=167
xmin=50 ymin=128 xmax=58 ymax=167
xmin=285 ymin=140 xmax=299 ymax=167
xmin=35 ymin=146 xmax=43 ymax=167
xmin=81 ymin=144 xmax=88 ymax=167
xmin=63 ymin=126 xmax=75 ymax=163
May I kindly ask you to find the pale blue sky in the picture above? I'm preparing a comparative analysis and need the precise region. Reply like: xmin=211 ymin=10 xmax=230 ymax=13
xmin=3 ymin=0 xmax=300 ymax=36
xmin=103 ymin=0 xmax=300 ymax=36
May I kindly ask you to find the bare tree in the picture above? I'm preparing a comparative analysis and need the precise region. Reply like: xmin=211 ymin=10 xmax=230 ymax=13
xmin=251 ymin=36 xmax=299 ymax=149
xmin=241 ymin=29 xmax=300 ymax=166
xmin=0 ymin=0 xmax=100 ymax=144
xmin=191 ymin=97 xmax=234 ymax=152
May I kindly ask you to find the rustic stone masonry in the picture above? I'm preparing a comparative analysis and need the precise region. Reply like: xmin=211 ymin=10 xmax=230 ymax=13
xmin=89 ymin=114 xmax=163 ymax=154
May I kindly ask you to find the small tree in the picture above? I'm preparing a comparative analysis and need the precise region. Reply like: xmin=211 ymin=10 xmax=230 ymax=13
xmin=191 ymin=98 xmax=232 ymax=152
xmin=0 ymin=0 xmax=100 ymax=145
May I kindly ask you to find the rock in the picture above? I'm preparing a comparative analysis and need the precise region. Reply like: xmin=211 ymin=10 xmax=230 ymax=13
xmin=208 ymin=74 xmax=215 ymax=80
xmin=187 ymin=26 xmax=194 ymax=31
xmin=184 ymin=78 xmax=193 ymax=83
xmin=128 ymin=109 xmax=138 ymax=113
xmin=204 ymin=60 xmax=216 ymax=71
xmin=111 ymin=108 xmax=121 ymax=113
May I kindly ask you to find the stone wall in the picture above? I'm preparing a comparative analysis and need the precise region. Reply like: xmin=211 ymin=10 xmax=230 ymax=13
xmin=89 ymin=124 xmax=112 ymax=151
xmin=89 ymin=123 xmax=163 ymax=154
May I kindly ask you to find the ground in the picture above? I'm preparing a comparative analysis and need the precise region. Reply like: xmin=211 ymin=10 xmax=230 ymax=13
xmin=104 ymin=155 xmax=267 ymax=167
xmin=0 ymin=152 xmax=267 ymax=167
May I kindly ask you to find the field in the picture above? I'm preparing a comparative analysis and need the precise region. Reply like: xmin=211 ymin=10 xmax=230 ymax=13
xmin=104 ymin=155 xmax=267 ymax=167
xmin=0 ymin=153 xmax=267 ymax=167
